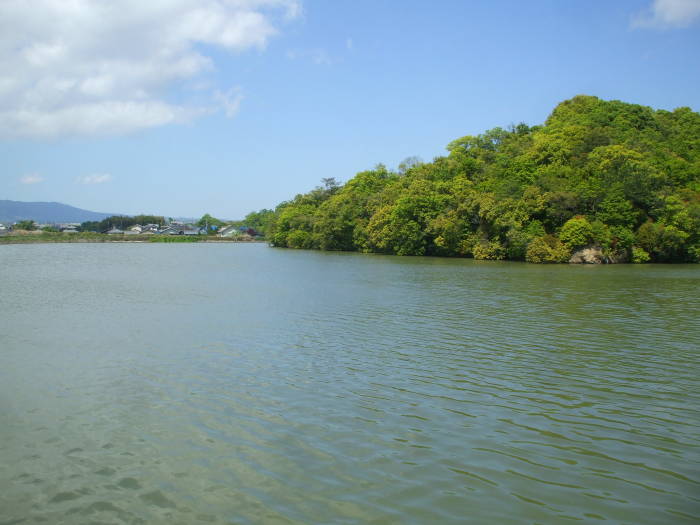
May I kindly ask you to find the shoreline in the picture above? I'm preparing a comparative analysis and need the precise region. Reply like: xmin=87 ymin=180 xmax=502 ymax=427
xmin=0 ymin=233 xmax=266 ymax=245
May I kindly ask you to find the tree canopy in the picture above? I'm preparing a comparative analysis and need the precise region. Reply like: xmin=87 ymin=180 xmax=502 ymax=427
xmin=80 ymin=215 xmax=165 ymax=232
xmin=254 ymin=96 xmax=700 ymax=263
xmin=15 ymin=219 xmax=36 ymax=231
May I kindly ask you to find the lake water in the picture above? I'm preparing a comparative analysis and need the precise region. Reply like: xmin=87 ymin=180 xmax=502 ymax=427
xmin=1 ymin=243 xmax=699 ymax=524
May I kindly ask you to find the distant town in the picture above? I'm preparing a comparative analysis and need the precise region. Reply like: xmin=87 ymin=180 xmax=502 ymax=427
xmin=0 ymin=214 xmax=263 ymax=242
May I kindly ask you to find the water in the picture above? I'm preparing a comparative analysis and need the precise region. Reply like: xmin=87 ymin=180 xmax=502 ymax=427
xmin=1 ymin=243 xmax=699 ymax=524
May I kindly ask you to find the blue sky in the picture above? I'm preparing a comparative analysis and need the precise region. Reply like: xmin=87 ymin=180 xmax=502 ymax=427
xmin=2 ymin=0 xmax=699 ymax=219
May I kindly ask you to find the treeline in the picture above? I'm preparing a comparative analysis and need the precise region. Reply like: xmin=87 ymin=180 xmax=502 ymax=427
xmin=80 ymin=215 xmax=166 ymax=232
xmin=255 ymin=95 xmax=699 ymax=263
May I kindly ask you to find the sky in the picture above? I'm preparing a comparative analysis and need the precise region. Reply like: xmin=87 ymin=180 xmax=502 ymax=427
xmin=2 ymin=0 xmax=700 ymax=219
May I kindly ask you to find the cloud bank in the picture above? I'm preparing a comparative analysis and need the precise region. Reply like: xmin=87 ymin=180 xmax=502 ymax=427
xmin=633 ymin=0 xmax=700 ymax=28
xmin=0 ymin=0 xmax=300 ymax=139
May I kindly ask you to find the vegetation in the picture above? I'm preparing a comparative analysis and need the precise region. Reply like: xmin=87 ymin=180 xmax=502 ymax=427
xmin=149 ymin=235 xmax=203 ymax=243
xmin=196 ymin=213 xmax=225 ymax=233
xmin=256 ymin=96 xmax=700 ymax=263
xmin=15 ymin=219 xmax=37 ymax=231
xmin=244 ymin=208 xmax=276 ymax=237
xmin=0 ymin=232 xmax=241 ymax=244
xmin=80 ymin=215 xmax=166 ymax=232
xmin=0 ymin=232 xmax=122 ymax=243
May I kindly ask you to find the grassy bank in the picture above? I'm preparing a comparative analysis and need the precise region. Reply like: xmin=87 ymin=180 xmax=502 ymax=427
xmin=0 ymin=232 xmax=263 ymax=244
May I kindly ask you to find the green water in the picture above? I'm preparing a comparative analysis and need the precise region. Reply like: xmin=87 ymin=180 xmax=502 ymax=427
xmin=1 ymin=243 xmax=699 ymax=524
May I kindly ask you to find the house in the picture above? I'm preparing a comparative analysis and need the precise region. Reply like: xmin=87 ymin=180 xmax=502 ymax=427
xmin=0 ymin=223 xmax=9 ymax=235
xmin=182 ymin=225 xmax=204 ymax=235
xmin=159 ymin=225 xmax=204 ymax=235
xmin=106 ymin=227 xmax=124 ymax=234
xmin=218 ymin=225 xmax=240 ymax=237
xmin=158 ymin=226 xmax=182 ymax=235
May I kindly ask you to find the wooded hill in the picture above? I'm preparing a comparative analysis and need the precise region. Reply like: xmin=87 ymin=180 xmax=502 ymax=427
xmin=253 ymin=95 xmax=700 ymax=263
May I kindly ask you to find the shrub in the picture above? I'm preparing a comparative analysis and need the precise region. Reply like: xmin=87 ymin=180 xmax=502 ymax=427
xmin=286 ymin=229 xmax=312 ymax=249
xmin=15 ymin=220 xmax=36 ymax=231
xmin=472 ymin=239 xmax=505 ymax=260
xmin=688 ymin=244 xmax=700 ymax=263
xmin=559 ymin=216 xmax=593 ymax=249
xmin=636 ymin=221 xmax=689 ymax=261
xmin=590 ymin=220 xmax=611 ymax=248
xmin=526 ymin=235 xmax=570 ymax=263
xmin=505 ymin=221 xmax=546 ymax=260
xmin=609 ymin=226 xmax=635 ymax=250
xmin=631 ymin=246 xmax=650 ymax=263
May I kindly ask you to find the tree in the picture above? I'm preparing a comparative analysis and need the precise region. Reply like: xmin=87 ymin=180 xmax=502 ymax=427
xmin=525 ymin=235 xmax=570 ymax=263
xmin=253 ymin=95 xmax=700 ymax=263
xmin=559 ymin=216 xmax=594 ymax=249
xmin=15 ymin=220 xmax=36 ymax=230
xmin=244 ymin=209 xmax=275 ymax=236
xmin=398 ymin=156 xmax=423 ymax=174
xmin=196 ymin=214 xmax=225 ymax=232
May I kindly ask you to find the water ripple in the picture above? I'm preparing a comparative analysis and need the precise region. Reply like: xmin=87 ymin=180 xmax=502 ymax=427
xmin=1 ymin=244 xmax=699 ymax=523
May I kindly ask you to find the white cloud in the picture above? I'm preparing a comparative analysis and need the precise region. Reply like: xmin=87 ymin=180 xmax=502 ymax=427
xmin=20 ymin=174 xmax=44 ymax=184
xmin=0 ymin=0 xmax=300 ymax=139
xmin=633 ymin=0 xmax=700 ymax=28
xmin=75 ymin=173 xmax=113 ymax=185
xmin=214 ymin=88 xmax=244 ymax=118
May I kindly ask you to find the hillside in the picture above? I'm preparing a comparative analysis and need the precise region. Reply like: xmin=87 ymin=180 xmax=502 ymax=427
xmin=0 ymin=200 xmax=114 ymax=223
xmin=252 ymin=95 xmax=700 ymax=263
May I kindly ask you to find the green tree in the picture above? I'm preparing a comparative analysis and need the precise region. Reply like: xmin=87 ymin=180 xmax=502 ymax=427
xmin=15 ymin=220 xmax=36 ymax=230
xmin=559 ymin=216 xmax=594 ymax=249
xmin=526 ymin=235 xmax=570 ymax=263
xmin=254 ymin=95 xmax=700 ymax=264
xmin=244 ymin=209 xmax=275 ymax=236
xmin=196 ymin=214 xmax=225 ymax=231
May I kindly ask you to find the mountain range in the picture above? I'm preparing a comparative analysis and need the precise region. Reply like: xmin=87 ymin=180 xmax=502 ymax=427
xmin=0 ymin=200 xmax=114 ymax=223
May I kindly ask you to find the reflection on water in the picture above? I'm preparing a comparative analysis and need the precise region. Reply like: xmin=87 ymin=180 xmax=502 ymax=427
xmin=1 ymin=243 xmax=699 ymax=524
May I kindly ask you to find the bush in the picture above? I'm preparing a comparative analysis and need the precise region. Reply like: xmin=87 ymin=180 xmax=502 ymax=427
xmin=472 ymin=239 xmax=505 ymax=260
xmin=15 ymin=220 xmax=36 ymax=231
xmin=687 ymin=244 xmax=700 ymax=263
xmin=526 ymin=235 xmax=570 ymax=263
xmin=636 ymin=221 xmax=689 ymax=261
xmin=505 ymin=221 xmax=546 ymax=260
xmin=559 ymin=216 xmax=593 ymax=249
xmin=631 ymin=246 xmax=650 ymax=263
xmin=149 ymin=235 xmax=202 ymax=243
xmin=286 ymin=229 xmax=312 ymax=249
xmin=609 ymin=226 xmax=635 ymax=250
xmin=590 ymin=220 xmax=611 ymax=248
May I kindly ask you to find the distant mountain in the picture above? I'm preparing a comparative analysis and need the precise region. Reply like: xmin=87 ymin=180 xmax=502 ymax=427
xmin=0 ymin=200 xmax=115 ymax=223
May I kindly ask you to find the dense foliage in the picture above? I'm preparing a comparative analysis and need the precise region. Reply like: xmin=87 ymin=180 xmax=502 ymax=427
xmin=196 ymin=214 xmax=225 ymax=230
xmin=80 ymin=215 xmax=165 ymax=232
xmin=243 ymin=208 xmax=276 ymax=237
xmin=258 ymin=96 xmax=700 ymax=263
xmin=15 ymin=219 xmax=36 ymax=230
